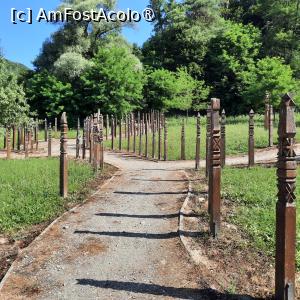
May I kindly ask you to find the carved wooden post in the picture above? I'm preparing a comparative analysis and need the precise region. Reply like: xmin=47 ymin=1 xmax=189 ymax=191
xmin=29 ymin=127 xmax=33 ymax=152
xmin=206 ymin=106 xmax=211 ymax=178
xmin=89 ymin=116 xmax=94 ymax=164
xmin=181 ymin=119 xmax=186 ymax=160
xmin=164 ymin=117 xmax=168 ymax=161
xmin=269 ymin=104 xmax=274 ymax=147
xmin=82 ymin=120 xmax=86 ymax=160
xmin=54 ymin=117 xmax=58 ymax=132
xmin=127 ymin=114 xmax=131 ymax=152
xmin=100 ymin=114 xmax=104 ymax=170
xmin=124 ymin=114 xmax=127 ymax=139
xmin=48 ymin=123 xmax=52 ymax=157
xmin=209 ymin=98 xmax=221 ymax=238
xmin=76 ymin=118 xmax=80 ymax=159
xmin=139 ymin=112 xmax=142 ymax=156
xmin=221 ymin=109 xmax=226 ymax=168
xmin=111 ymin=116 xmax=115 ymax=150
xmin=12 ymin=125 xmax=16 ymax=150
xmin=106 ymin=114 xmax=109 ymax=141
xmin=158 ymin=112 xmax=162 ymax=160
xmin=35 ymin=120 xmax=39 ymax=151
xmin=275 ymin=93 xmax=297 ymax=300
xmin=119 ymin=116 xmax=122 ymax=151
xmin=17 ymin=126 xmax=21 ymax=151
xmin=195 ymin=113 xmax=201 ymax=170
xmin=248 ymin=110 xmax=255 ymax=167
xmin=133 ymin=120 xmax=137 ymax=153
xmin=264 ymin=91 xmax=270 ymax=130
xmin=24 ymin=127 xmax=29 ymax=159
xmin=145 ymin=120 xmax=148 ymax=158
xmin=152 ymin=113 xmax=156 ymax=159
xmin=6 ymin=126 xmax=11 ymax=159
xmin=60 ymin=113 xmax=68 ymax=198
xmin=44 ymin=118 xmax=47 ymax=142
xmin=93 ymin=114 xmax=99 ymax=171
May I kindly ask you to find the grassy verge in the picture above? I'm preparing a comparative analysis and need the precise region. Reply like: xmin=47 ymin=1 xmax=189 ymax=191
xmin=221 ymin=166 xmax=300 ymax=269
xmin=0 ymin=158 xmax=96 ymax=235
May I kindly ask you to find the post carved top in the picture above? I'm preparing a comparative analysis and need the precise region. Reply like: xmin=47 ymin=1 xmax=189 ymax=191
xmin=211 ymin=98 xmax=220 ymax=110
xmin=279 ymin=93 xmax=296 ymax=137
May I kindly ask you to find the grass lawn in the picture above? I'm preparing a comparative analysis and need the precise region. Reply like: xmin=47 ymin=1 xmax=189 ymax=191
xmin=221 ymin=166 xmax=300 ymax=269
xmin=104 ymin=114 xmax=300 ymax=160
xmin=0 ymin=158 xmax=95 ymax=235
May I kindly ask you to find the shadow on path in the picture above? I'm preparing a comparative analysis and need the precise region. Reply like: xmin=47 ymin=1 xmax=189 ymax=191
xmin=114 ymin=191 xmax=188 ymax=195
xmin=76 ymin=279 xmax=262 ymax=300
xmin=74 ymin=230 xmax=207 ymax=239
xmin=94 ymin=212 xmax=200 ymax=219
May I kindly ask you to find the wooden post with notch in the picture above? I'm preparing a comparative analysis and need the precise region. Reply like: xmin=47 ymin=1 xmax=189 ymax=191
xmin=221 ymin=109 xmax=226 ymax=168
xmin=48 ymin=123 xmax=52 ymax=157
xmin=209 ymin=98 xmax=221 ymax=238
xmin=181 ymin=119 xmax=186 ymax=160
xmin=195 ymin=113 xmax=201 ymax=170
xmin=206 ymin=106 xmax=211 ymax=177
xmin=60 ymin=112 xmax=68 ymax=198
xmin=248 ymin=110 xmax=255 ymax=167
xmin=275 ymin=93 xmax=297 ymax=300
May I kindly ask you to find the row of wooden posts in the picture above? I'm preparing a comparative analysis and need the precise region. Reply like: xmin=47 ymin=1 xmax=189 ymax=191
xmin=205 ymin=95 xmax=297 ymax=300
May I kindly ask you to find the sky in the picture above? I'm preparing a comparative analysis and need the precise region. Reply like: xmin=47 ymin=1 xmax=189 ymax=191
xmin=0 ymin=0 xmax=154 ymax=68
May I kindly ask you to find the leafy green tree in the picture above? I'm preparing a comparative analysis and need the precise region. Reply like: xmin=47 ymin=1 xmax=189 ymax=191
xmin=241 ymin=57 xmax=299 ymax=110
xmin=144 ymin=68 xmax=207 ymax=112
xmin=79 ymin=44 xmax=144 ymax=115
xmin=204 ymin=21 xmax=261 ymax=113
xmin=0 ymin=57 xmax=29 ymax=125
xmin=26 ymin=71 xmax=73 ymax=119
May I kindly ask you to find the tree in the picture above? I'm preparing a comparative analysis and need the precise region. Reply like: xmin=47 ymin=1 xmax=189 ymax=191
xmin=26 ymin=71 xmax=73 ymax=120
xmin=144 ymin=68 xmax=207 ymax=112
xmin=241 ymin=57 xmax=299 ymax=111
xmin=204 ymin=21 xmax=262 ymax=113
xmin=0 ymin=56 xmax=29 ymax=125
xmin=79 ymin=44 xmax=145 ymax=116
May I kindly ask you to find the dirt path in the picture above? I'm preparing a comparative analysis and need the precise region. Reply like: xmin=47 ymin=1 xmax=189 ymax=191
xmin=1 ymin=152 xmax=220 ymax=300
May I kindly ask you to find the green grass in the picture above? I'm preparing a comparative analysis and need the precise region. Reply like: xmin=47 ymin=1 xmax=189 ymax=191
xmin=103 ymin=114 xmax=300 ymax=160
xmin=221 ymin=166 xmax=300 ymax=269
xmin=0 ymin=158 xmax=94 ymax=235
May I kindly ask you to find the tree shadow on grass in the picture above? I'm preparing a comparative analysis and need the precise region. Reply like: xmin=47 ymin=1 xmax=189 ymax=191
xmin=76 ymin=279 xmax=263 ymax=300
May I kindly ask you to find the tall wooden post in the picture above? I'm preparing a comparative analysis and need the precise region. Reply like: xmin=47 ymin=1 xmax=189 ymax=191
xmin=127 ymin=115 xmax=131 ymax=152
xmin=106 ymin=114 xmax=109 ymax=141
xmin=139 ymin=112 xmax=142 ymax=156
xmin=269 ymin=104 xmax=274 ymax=147
xmin=17 ymin=127 xmax=21 ymax=151
xmin=133 ymin=114 xmax=136 ymax=153
xmin=119 ymin=116 xmax=122 ymax=151
xmin=145 ymin=120 xmax=148 ymax=158
xmin=209 ymin=98 xmax=221 ymax=238
xmin=152 ymin=113 xmax=156 ymax=159
xmin=89 ymin=116 xmax=94 ymax=164
xmin=12 ymin=125 xmax=16 ymax=150
xmin=48 ymin=123 xmax=52 ymax=157
xmin=60 ymin=113 xmax=68 ymax=198
xmin=35 ymin=121 xmax=39 ymax=151
xmin=195 ymin=113 xmax=201 ymax=170
xmin=181 ymin=119 xmax=186 ymax=160
xmin=76 ymin=118 xmax=80 ymax=159
xmin=82 ymin=120 xmax=86 ymax=160
xmin=206 ymin=106 xmax=211 ymax=178
xmin=24 ymin=127 xmax=29 ymax=159
xmin=93 ymin=114 xmax=99 ymax=171
xmin=44 ymin=118 xmax=47 ymax=142
xmin=275 ymin=93 xmax=297 ymax=300
xmin=248 ymin=110 xmax=255 ymax=167
xmin=158 ymin=112 xmax=162 ymax=160
xmin=99 ymin=114 xmax=104 ymax=170
xmin=6 ymin=126 xmax=11 ymax=159
xmin=54 ymin=117 xmax=58 ymax=132
xmin=29 ymin=127 xmax=33 ymax=152
xmin=111 ymin=116 xmax=115 ymax=150
xmin=164 ymin=117 xmax=168 ymax=161
xmin=221 ymin=109 xmax=226 ymax=168
xmin=264 ymin=91 xmax=270 ymax=130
